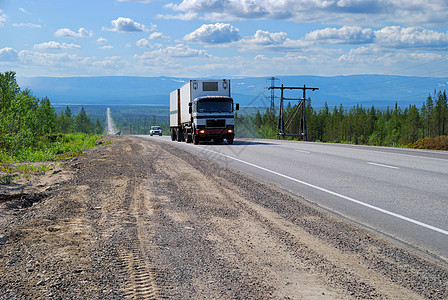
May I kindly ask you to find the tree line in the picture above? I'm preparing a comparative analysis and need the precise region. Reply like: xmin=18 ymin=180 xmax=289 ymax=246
xmin=109 ymin=107 xmax=169 ymax=135
xmin=0 ymin=71 xmax=103 ymax=156
xmin=237 ymin=90 xmax=448 ymax=149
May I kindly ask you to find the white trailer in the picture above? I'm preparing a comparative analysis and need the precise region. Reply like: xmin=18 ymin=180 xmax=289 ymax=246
xmin=170 ymin=79 xmax=238 ymax=144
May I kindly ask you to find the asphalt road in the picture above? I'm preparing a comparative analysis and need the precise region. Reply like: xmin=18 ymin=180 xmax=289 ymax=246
xmin=139 ymin=135 xmax=448 ymax=263
xmin=106 ymin=107 xmax=116 ymax=135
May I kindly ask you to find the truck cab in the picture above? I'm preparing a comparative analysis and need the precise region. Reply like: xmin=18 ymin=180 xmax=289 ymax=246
xmin=192 ymin=96 xmax=238 ymax=144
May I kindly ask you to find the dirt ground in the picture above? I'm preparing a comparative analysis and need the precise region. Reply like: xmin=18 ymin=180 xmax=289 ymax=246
xmin=0 ymin=136 xmax=447 ymax=299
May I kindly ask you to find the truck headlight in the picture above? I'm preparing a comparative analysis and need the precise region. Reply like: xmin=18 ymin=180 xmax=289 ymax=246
xmin=227 ymin=129 xmax=233 ymax=133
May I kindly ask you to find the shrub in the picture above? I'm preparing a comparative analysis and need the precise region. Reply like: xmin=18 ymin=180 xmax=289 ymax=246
xmin=409 ymin=135 xmax=448 ymax=150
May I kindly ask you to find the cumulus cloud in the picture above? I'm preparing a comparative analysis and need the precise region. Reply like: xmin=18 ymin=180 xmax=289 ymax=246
xmin=136 ymin=38 xmax=152 ymax=48
xmin=182 ymin=24 xmax=311 ymax=52
xmin=34 ymin=41 xmax=81 ymax=50
xmin=249 ymin=30 xmax=287 ymax=45
xmin=149 ymin=32 xmax=168 ymax=40
xmin=374 ymin=26 xmax=448 ymax=48
xmin=305 ymin=26 xmax=374 ymax=44
xmin=184 ymin=23 xmax=240 ymax=44
xmin=0 ymin=47 xmax=19 ymax=62
xmin=162 ymin=0 xmax=448 ymax=26
xmin=103 ymin=17 xmax=149 ymax=32
xmin=136 ymin=32 xmax=169 ymax=48
xmin=303 ymin=25 xmax=448 ymax=49
xmin=167 ymin=0 xmax=269 ymax=19
xmin=55 ymin=28 xmax=93 ymax=38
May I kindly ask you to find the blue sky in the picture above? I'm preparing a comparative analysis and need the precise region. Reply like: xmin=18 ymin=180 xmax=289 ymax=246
xmin=1 ymin=0 xmax=448 ymax=78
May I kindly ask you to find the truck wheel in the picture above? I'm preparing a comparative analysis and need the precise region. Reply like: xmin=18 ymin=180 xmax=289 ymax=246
xmin=193 ymin=134 xmax=199 ymax=145
xmin=227 ymin=138 xmax=234 ymax=144
xmin=171 ymin=129 xmax=176 ymax=141
xmin=176 ymin=129 xmax=183 ymax=142
xmin=185 ymin=132 xmax=192 ymax=143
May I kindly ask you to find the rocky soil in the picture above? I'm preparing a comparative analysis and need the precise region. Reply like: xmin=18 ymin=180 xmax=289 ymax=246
xmin=1 ymin=136 xmax=447 ymax=299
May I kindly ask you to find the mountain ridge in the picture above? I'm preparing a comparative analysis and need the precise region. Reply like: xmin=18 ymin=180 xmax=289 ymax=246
xmin=17 ymin=75 xmax=448 ymax=108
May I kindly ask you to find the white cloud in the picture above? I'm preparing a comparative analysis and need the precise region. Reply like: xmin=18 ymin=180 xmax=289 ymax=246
xmin=184 ymin=23 xmax=240 ymax=44
xmin=301 ymin=25 xmax=448 ymax=49
xmin=136 ymin=38 xmax=152 ymax=48
xmin=55 ymin=28 xmax=93 ymax=38
xmin=136 ymin=32 xmax=169 ymax=48
xmin=167 ymin=0 xmax=269 ymax=19
xmin=0 ymin=47 xmax=19 ymax=62
xmin=34 ymin=41 xmax=81 ymax=50
xmin=163 ymin=0 xmax=448 ymax=26
xmin=134 ymin=44 xmax=210 ymax=66
xmin=92 ymin=56 xmax=122 ymax=68
xmin=374 ymin=26 xmax=448 ymax=48
xmin=15 ymin=51 xmax=129 ymax=75
xmin=249 ymin=30 xmax=287 ymax=45
xmin=336 ymin=46 xmax=445 ymax=69
xmin=0 ymin=9 xmax=7 ymax=27
xmin=103 ymin=17 xmax=149 ymax=32
xmin=19 ymin=7 xmax=31 ymax=15
xmin=96 ymin=37 xmax=108 ymax=44
xmin=149 ymin=32 xmax=168 ymax=40
xmin=305 ymin=26 xmax=374 ymax=44
xmin=13 ymin=23 xmax=42 ymax=28
xmin=99 ymin=45 xmax=114 ymax=50
xmin=232 ymin=29 xmax=312 ymax=52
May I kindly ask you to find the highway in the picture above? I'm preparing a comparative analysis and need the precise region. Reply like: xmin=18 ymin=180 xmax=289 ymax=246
xmin=140 ymin=135 xmax=448 ymax=263
xmin=106 ymin=107 xmax=116 ymax=135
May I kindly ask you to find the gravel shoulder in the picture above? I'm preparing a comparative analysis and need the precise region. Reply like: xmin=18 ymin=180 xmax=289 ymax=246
xmin=1 ymin=136 xmax=447 ymax=299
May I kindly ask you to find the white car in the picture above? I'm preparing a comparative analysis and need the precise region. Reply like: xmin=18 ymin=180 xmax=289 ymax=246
xmin=150 ymin=126 xmax=162 ymax=136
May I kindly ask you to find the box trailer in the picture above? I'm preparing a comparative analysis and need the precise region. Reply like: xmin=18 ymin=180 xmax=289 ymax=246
xmin=170 ymin=79 xmax=238 ymax=144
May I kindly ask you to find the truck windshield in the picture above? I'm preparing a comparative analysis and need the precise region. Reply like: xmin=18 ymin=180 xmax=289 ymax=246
xmin=197 ymin=99 xmax=233 ymax=113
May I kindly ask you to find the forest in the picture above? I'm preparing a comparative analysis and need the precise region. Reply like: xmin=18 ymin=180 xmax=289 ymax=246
xmin=0 ymin=71 xmax=103 ymax=164
xmin=236 ymin=91 xmax=448 ymax=150
xmin=108 ymin=106 xmax=169 ymax=135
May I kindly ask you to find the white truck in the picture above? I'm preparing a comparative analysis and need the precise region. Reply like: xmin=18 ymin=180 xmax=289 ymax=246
xmin=170 ymin=79 xmax=239 ymax=145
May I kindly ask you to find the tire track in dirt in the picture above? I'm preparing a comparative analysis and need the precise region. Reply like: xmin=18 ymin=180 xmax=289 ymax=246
xmin=121 ymin=176 xmax=160 ymax=300
xmin=96 ymin=140 xmax=169 ymax=299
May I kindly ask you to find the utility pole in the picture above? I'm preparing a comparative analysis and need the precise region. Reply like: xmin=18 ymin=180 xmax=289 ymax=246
xmin=266 ymin=77 xmax=279 ymax=115
xmin=268 ymin=84 xmax=318 ymax=140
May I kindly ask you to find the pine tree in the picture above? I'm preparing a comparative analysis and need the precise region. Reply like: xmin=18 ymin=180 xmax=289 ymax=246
xmin=94 ymin=119 xmax=104 ymax=134
xmin=74 ymin=107 xmax=93 ymax=134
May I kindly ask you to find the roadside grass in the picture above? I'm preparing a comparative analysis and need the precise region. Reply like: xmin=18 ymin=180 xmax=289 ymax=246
xmin=0 ymin=133 xmax=109 ymax=183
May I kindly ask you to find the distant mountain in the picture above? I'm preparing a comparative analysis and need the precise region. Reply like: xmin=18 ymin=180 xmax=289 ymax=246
xmin=17 ymin=75 xmax=448 ymax=108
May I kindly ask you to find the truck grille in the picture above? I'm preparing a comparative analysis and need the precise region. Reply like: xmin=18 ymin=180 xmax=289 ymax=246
xmin=206 ymin=119 xmax=225 ymax=128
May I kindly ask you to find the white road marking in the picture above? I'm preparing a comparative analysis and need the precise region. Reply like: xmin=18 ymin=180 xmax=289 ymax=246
xmin=367 ymin=162 xmax=400 ymax=169
xmin=199 ymin=147 xmax=448 ymax=236
xmin=295 ymin=149 xmax=311 ymax=154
